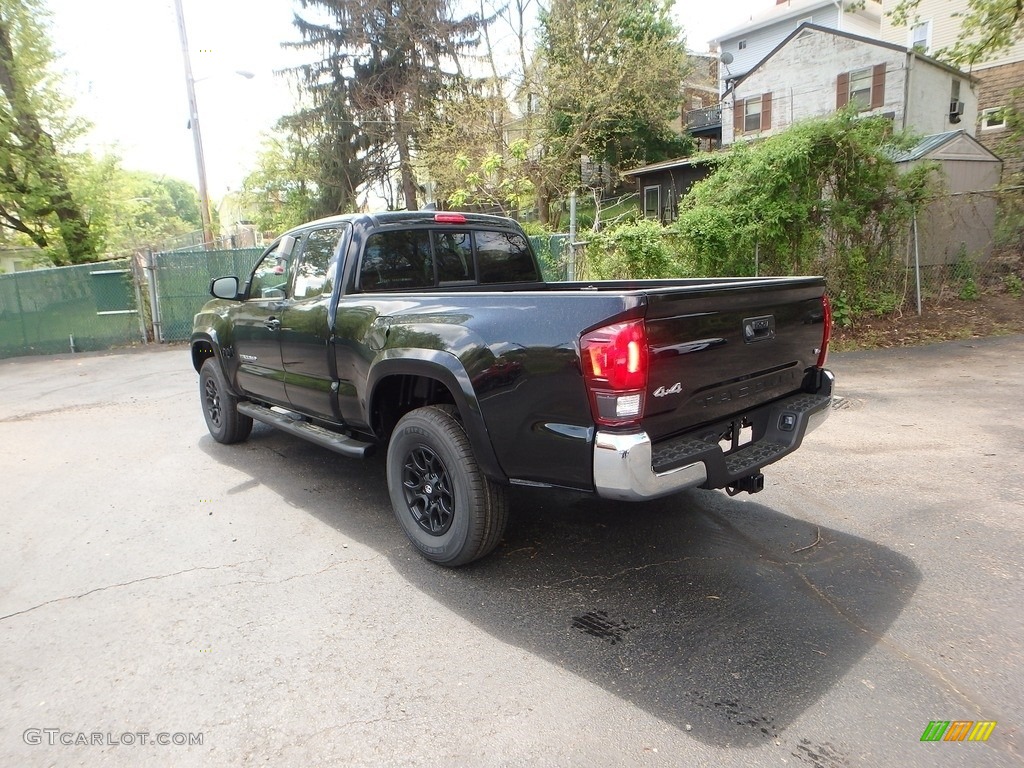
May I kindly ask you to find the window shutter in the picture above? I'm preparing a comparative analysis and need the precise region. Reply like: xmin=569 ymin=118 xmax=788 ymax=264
xmin=762 ymin=92 xmax=773 ymax=130
xmin=871 ymin=64 xmax=886 ymax=109
xmin=734 ymin=98 xmax=745 ymax=133
xmin=836 ymin=72 xmax=849 ymax=109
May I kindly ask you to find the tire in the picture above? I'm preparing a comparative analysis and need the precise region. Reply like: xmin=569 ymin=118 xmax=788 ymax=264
xmin=199 ymin=358 xmax=253 ymax=444
xmin=386 ymin=405 xmax=509 ymax=566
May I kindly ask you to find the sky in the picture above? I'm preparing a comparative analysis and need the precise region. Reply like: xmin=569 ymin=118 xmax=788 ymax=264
xmin=44 ymin=0 xmax=769 ymax=202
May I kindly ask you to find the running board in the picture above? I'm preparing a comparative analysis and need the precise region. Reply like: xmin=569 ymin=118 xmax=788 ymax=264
xmin=237 ymin=402 xmax=374 ymax=459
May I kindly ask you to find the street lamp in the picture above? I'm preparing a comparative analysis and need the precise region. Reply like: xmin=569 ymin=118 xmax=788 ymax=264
xmin=172 ymin=2 xmax=254 ymax=249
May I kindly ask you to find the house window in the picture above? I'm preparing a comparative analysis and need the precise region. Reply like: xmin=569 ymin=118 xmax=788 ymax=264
xmin=744 ymin=96 xmax=763 ymax=132
xmin=643 ymin=186 xmax=661 ymax=219
xmin=734 ymin=93 xmax=772 ymax=135
xmin=849 ymin=68 xmax=872 ymax=110
xmin=837 ymin=64 xmax=885 ymax=111
xmin=692 ymin=95 xmax=704 ymax=110
xmin=738 ymin=40 xmax=747 ymax=50
xmin=982 ymin=107 xmax=1006 ymax=130
xmin=909 ymin=20 xmax=931 ymax=53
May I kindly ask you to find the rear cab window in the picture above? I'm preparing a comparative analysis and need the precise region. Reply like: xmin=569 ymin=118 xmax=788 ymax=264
xmin=358 ymin=227 xmax=538 ymax=292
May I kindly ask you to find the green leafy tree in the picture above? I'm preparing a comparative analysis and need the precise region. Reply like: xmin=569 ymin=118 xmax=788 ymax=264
xmin=73 ymin=156 xmax=204 ymax=254
xmin=240 ymin=131 xmax=319 ymax=234
xmin=536 ymin=0 xmax=691 ymax=212
xmin=890 ymin=0 xmax=1024 ymax=66
xmin=0 ymin=0 xmax=98 ymax=264
xmin=674 ymin=110 xmax=936 ymax=314
xmin=288 ymin=0 xmax=483 ymax=211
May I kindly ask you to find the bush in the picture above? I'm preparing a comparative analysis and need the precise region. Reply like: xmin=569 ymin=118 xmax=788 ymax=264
xmin=584 ymin=218 xmax=681 ymax=280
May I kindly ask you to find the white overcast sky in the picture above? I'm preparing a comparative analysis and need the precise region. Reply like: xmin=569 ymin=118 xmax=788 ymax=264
xmin=45 ymin=0 xmax=768 ymax=200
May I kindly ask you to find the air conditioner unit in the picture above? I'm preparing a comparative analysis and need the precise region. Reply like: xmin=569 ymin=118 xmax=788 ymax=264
xmin=949 ymin=100 xmax=965 ymax=123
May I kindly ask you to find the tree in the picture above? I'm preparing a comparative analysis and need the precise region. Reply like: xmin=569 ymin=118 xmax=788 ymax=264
xmin=240 ymin=131 xmax=319 ymax=234
xmin=71 ymin=156 xmax=204 ymax=255
xmin=890 ymin=0 xmax=1024 ymax=66
xmin=536 ymin=0 xmax=691 ymax=205
xmin=0 ymin=0 xmax=98 ymax=264
xmin=288 ymin=0 xmax=483 ymax=211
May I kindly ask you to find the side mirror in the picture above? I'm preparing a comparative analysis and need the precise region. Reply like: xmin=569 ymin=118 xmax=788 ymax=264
xmin=210 ymin=276 xmax=240 ymax=300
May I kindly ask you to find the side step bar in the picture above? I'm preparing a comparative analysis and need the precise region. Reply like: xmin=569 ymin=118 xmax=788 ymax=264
xmin=237 ymin=402 xmax=374 ymax=459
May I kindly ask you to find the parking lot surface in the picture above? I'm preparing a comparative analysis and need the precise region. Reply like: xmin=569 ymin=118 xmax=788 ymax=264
xmin=1 ymin=336 xmax=1021 ymax=767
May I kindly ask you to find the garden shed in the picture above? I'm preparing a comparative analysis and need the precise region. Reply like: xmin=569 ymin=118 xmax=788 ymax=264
xmin=895 ymin=130 xmax=1002 ymax=266
xmin=621 ymin=156 xmax=715 ymax=223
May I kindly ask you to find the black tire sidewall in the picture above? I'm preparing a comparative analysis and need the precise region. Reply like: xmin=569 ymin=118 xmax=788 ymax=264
xmin=200 ymin=358 xmax=244 ymax=443
xmin=387 ymin=411 xmax=477 ymax=564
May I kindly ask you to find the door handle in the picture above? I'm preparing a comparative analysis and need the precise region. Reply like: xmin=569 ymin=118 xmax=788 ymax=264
xmin=264 ymin=317 xmax=281 ymax=331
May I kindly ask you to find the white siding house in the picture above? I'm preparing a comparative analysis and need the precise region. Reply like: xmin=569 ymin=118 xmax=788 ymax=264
xmin=879 ymin=0 xmax=1024 ymax=67
xmin=711 ymin=0 xmax=882 ymax=91
xmin=878 ymin=0 xmax=1024 ymax=176
xmin=721 ymin=25 xmax=978 ymax=146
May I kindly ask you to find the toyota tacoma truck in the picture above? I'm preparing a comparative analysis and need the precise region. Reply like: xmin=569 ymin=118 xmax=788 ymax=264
xmin=191 ymin=211 xmax=833 ymax=566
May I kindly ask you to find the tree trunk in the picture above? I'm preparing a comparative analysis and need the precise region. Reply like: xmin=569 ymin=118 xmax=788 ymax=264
xmin=394 ymin=103 xmax=418 ymax=211
xmin=0 ymin=11 xmax=97 ymax=264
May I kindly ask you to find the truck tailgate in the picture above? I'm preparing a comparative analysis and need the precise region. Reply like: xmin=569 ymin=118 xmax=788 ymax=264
xmin=641 ymin=278 xmax=827 ymax=442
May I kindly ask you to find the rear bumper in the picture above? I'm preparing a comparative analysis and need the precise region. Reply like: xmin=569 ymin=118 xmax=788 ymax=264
xmin=593 ymin=369 xmax=834 ymax=501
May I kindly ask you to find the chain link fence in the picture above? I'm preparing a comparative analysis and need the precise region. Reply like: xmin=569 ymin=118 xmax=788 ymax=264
xmin=149 ymin=248 xmax=264 ymax=342
xmin=0 ymin=259 xmax=143 ymax=358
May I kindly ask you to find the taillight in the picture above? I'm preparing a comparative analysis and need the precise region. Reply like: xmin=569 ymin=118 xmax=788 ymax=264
xmin=434 ymin=213 xmax=467 ymax=224
xmin=817 ymin=294 xmax=832 ymax=368
xmin=580 ymin=319 xmax=648 ymax=427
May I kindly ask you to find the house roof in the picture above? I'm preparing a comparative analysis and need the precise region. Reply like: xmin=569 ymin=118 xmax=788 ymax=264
xmin=712 ymin=0 xmax=881 ymax=44
xmin=724 ymin=23 xmax=977 ymax=97
xmin=891 ymin=130 xmax=1002 ymax=163
xmin=621 ymin=155 xmax=716 ymax=177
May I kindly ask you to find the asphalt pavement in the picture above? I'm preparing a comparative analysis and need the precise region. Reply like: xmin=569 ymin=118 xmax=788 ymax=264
xmin=0 ymin=336 xmax=1021 ymax=767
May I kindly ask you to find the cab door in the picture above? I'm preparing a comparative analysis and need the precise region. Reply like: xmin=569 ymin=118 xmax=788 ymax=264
xmin=232 ymin=235 xmax=300 ymax=405
xmin=281 ymin=226 xmax=345 ymax=421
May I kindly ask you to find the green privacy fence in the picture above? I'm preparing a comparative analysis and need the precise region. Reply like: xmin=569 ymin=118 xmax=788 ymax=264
xmin=152 ymin=248 xmax=263 ymax=342
xmin=530 ymin=234 xmax=569 ymax=281
xmin=0 ymin=259 xmax=142 ymax=359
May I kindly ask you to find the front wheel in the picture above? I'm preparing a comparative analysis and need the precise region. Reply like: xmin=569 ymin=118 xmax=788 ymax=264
xmin=386 ymin=406 xmax=509 ymax=566
xmin=199 ymin=358 xmax=253 ymax=444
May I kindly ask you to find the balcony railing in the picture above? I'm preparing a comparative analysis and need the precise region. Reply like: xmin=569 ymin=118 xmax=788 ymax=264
xmin=686 ymin=105 xmax=722 ymax=131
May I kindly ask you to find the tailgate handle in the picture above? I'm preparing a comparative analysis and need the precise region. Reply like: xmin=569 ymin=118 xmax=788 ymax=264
xmin=743 ymin=315 xmax=775 ymax=343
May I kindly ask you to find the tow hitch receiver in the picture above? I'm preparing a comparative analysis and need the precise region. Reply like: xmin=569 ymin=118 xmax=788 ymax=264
xmin=727 ymin=473 xmax=765 ymax=496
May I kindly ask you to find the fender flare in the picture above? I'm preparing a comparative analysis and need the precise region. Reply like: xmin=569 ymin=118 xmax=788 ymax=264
xmin=190 ymin=330 xmax=247 ymax=399
xmin=367 ymin=349 xmax=506 ymax=483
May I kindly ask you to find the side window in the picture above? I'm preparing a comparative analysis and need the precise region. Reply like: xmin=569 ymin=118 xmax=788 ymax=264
xmin=360 ymin=230 xmax=432 ymax=291
xmin=475 ymin=231 xmax=538 ymax=283
xmin=434 ymin=230 xmax=475 ymax=284
xmin=293 ymin=227 xmax=341 ymax=299
xmin=249 ymin=235 xmax=299 ymax=299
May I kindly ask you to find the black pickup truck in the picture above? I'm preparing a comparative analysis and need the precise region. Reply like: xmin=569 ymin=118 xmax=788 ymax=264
xmin=191 ymin=211 xmax=833 ymax=565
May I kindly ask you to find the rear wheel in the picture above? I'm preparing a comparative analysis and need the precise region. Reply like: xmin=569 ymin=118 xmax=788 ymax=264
xmin=199 ymin=358 xmax=253 ymax=444
xmin=386 ymin=406 xmax=508 ymax=566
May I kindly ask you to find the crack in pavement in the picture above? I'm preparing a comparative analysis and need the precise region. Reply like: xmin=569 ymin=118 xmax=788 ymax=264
xmin=0 ymin=559 xmax=263 ymax=622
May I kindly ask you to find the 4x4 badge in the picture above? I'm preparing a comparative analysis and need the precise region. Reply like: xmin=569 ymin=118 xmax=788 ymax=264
xmin=653 ymin=382 xmax=683 ymax=398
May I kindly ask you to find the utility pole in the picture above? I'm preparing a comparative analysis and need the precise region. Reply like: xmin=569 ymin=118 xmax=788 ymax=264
xmin=173 ymin=0 xmax=214 ymax=248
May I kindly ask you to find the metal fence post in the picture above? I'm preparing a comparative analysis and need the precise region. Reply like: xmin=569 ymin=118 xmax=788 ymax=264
xmin=131 ymin=256 xmax=148 ymax=344
xmin=912 ymin=211 xmax=922 ymax=316
xmin=568 ymin=191 xmax=577 ymax=281
xmin=146 ymin=249 xmax=164 ymax=343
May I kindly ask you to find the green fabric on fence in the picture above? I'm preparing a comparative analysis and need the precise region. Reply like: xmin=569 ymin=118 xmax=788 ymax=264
xmin=0 ymin=259 xmax=140 ymax=358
